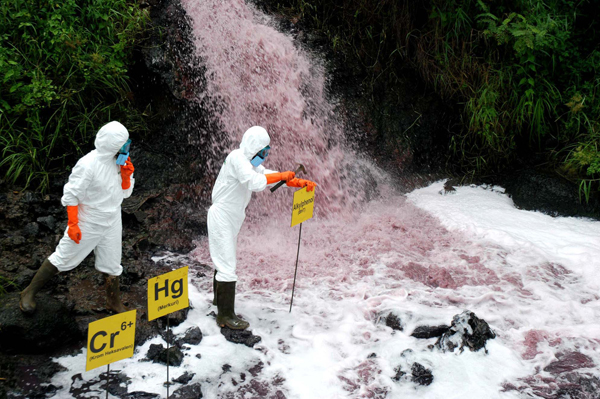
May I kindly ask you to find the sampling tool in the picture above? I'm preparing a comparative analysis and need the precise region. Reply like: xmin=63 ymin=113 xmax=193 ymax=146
xmin=271 ymin=163 xmax=306 ymax=192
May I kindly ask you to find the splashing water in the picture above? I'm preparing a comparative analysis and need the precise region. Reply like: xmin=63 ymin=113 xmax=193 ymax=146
xmin=46 ymin=2 xmax=600 ymax=399
xmin=182 ymin=0 xmax=385 ymax=218
xmin=178 ymin=1 xmax=600 ymax=398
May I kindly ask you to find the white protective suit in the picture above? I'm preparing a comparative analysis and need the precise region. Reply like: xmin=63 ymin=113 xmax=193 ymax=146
xmin=208 ymin=126 xmax=276 ymax=282
xmin=48 ymin=121 xmax=134 ymax=276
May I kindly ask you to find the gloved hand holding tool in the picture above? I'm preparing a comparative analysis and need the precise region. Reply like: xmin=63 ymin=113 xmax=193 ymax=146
xmin=266 ymin=171 xmax=295 ymax=184
xmin=286 ymin=178 xmax=317 ymax=192
xmin=270 ymin=164 xmax=307 ymax=192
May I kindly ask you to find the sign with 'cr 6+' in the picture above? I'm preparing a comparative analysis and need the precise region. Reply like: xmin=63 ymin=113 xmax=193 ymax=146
xmin=147 ymin=266 xmax=189 ymax=321
xmin=291 ymin=186 xmax=315 ymax=227
xmin=86 ymin=310 xmax=137 ymax=371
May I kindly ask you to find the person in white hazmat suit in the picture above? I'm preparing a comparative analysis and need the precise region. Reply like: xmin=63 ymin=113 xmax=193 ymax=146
xmin=19 ymin=121 xmax=135 ymax=315
xmin=209 ymin=126 xmax=316 ymax=329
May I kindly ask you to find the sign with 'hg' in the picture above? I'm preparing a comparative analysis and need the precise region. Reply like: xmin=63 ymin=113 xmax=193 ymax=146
xmin=291 ymin=186 xmax=315 ymax=227
xmin=147 ymin=266 xmax=189 ymax=321
xmin=86 ymin=310 xmax=137 ymax=371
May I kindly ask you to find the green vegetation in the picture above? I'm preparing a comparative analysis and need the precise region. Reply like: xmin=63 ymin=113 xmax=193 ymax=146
xmin=274 ymin=0 xmax=600 ymax=200
xmin=0 ymin=0 xmax=148 ymax=192
xmin=0 ymin=275 xmax=18 ymax=296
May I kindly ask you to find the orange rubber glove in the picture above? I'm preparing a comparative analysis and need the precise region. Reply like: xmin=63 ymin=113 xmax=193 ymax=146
xmin=120 ymin=157 xmax=135 ymax=190
xmin=265 ymin=171 xmax=295 ymax=185
xmin=286 ymin=178 xmax=317 ymax=192
xmin=67 ymin=205 xmax=82 ymax=244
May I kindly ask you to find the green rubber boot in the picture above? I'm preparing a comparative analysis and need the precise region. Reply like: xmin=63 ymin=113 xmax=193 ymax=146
xmin=216 ymin=281 xmax=249 ymax=330
xmin=19 ymin=258 xmax=59 ymax=314
xmin=106 ymin=275 xmax=128 ymax=314
xmin=212 ymin=270 xmax=217 ymax=306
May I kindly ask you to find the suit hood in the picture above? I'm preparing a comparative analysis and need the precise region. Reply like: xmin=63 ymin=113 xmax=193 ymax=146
xmin=94 ymin=121 xmax=129 ymax=159
xmin=239 ymin=126 xmax=270 ymax=160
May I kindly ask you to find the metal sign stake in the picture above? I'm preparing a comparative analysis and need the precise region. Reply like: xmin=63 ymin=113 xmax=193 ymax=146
xmin=289 ymin=222 xmax=303 ymax=312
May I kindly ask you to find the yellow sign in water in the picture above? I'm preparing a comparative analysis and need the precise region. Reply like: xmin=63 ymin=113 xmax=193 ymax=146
xmin=86 ymin=310 xmax=137 ymax=371
xmin=291 ymin=187 xmax=315 ymax=227
xmin=147 ymin=266 xmax=189 ymax=321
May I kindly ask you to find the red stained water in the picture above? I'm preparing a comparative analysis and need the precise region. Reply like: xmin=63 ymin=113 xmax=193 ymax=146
xmin=181 ymin=1 xmax=600 ymax=397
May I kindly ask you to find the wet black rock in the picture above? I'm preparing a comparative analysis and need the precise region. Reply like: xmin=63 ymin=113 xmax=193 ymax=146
xmin=157 ymin=307 xmax=190 ymax=329
xmin=411 ymin=325 xmax=450 ymax=339
xmin=436 ymin=310 xmax=495 ymax=353
xmin=146 ymin=344 xmax=185 ymax=366
xmin=556 ymin=373 xmax=600 ymax=398
xmin=22 ymin=222 xmax=40 ymax=237
xmin=220 ymin=328 xmax=262 ymax=348
xmin=0 ymin=293 xmax=81 ymax=354
xmin=392 ymin=366 xmax=406 ymax=381
xmin=177 ymin=326 xmax=203 ymax=346
xmin=122 ymin=392 xmax=162 ymax=399
xmin=173 ymin=371 xmax=195 ymax=384
xmin=385 ymin=313 xmax=403 ymax=331
xmin=503 ymin=168 xmax=600 ymax=219
xmin=161 ymin=347 xmax=185 ymax=366
xmin=411 ymin=362 xmax=434 ymax=386
xmin=172 ymin=382 xmax=203 ymax=398
xmin=36 ymin=215 xmax=56 ymax=231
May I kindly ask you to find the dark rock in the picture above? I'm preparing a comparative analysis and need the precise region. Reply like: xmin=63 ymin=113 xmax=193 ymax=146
xmin=504 ymin=169 xmax=600 ymax=219
xmin=176 ymin=326 xmax=202 ymax=346
xmin=411 ymin=325 xmax=450 ymax=339
xmin=22 ymin=222 xmax=40 ymax=237
xmin=556 ymin=373 xmax=600 ymax=398
xmin=411 ymin=362 xmax=433 ymax=386
xmin=436 ymin=310 xmax=495 ymax=352
xmin=543 ymin=352 xmax=595 ymax=375
xmin=106 ymin=372 xmax=130 ymax=397
xmin=157 ymin=308 xmax=190 ymax=329
xmin=36 ymin=216 xmax=56 ymax=231
xmin=385 ymin=313 xmax=403 ymax=331
xmin=367 ymin=353 xmax=377 ymax=359
xmin=173 ymin=371 xmax=195 ymax=384
xmin=222 ymin=364 xmax=232 ymax=373
xmin=220 ymin=328 xmax=262 ymax=348
xmin=10 ymin=383 xmax=61 ymax=399
xmin=122 ymin=392 xmax=162 ymax=399
xmin=147 ymin=344 xmax=184 ymax=366
xmin=3 ymin=235 xmax=26 ymax=249
xmin=0 ymin=293 xmax=81 ymax=354
xmin=392 ymin=366 xmax=406 ymax=381
xmin=171 ymin=382 xmax=203 ymax=398
xmin=146 ymin=343 xmax=165 ymax=361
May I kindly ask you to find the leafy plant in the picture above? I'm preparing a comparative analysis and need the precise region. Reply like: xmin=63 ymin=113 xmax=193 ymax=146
xmin=0 ymin=0 xmax=149 ymax=192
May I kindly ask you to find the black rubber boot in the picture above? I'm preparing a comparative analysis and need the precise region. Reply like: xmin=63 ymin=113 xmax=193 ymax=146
xmin=212 ymin=270 xmax=217 ymax=306
xmin=216 ymin=281 xmax=249 ymax=330
xmin=19 ymin=258 xmax=59 ymax=314
xmin=106 ymin=275 xmax=128 ymax=313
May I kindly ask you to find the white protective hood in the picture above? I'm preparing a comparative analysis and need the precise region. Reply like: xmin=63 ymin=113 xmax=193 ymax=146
xmin=239 ymin=125 xmax=270 ymax=159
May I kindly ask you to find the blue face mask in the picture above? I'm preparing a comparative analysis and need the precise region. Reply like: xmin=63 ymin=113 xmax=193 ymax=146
xmin=116 ymin=139 xmax=132 ymax=165
xmin=250 ymin=145 xmax=270 ymax=167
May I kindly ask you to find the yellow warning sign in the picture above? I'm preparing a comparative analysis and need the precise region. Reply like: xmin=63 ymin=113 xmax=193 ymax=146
xmin=147 ymin=266 xmax=189 ymax=321
xmin=86 ymin=310 xmax=137 ymax=371
xmin=291 ymin=187 xmax=315 ymax=227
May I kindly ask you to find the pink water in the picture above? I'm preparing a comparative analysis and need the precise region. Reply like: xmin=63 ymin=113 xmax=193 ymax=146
xmin=181 ymin=1 xmax=600 ymax=398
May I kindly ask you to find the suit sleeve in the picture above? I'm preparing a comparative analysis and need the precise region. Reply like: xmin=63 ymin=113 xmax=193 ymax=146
xmin=231 ymin=153 xmax=268 ymax=192
xmin=61 ymin=160 xmax=93 ymax=206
